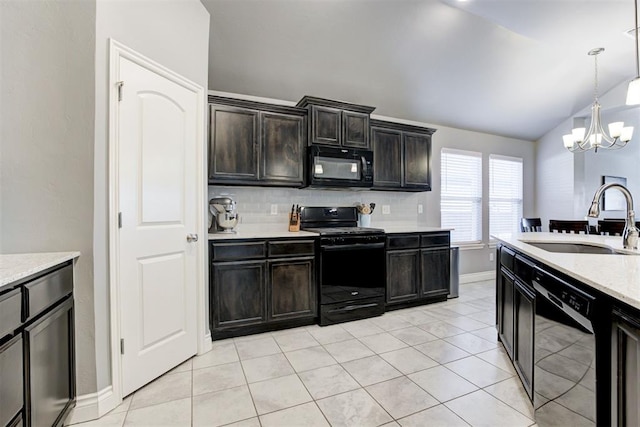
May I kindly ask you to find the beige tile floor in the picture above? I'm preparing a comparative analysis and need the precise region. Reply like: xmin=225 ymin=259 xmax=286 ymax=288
xmin=73 ymin=280 xmax=537 ymax=427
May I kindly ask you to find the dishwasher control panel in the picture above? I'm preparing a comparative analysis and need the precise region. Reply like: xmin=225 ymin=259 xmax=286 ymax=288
xmin=533 ymin=268 xmax=594 ymax=318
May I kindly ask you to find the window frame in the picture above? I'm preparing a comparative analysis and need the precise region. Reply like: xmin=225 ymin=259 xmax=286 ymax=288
xmin=440 ymin=148 xmax=483 ymax=245
xmin=489 ymin=154 xmax=523 ymax=241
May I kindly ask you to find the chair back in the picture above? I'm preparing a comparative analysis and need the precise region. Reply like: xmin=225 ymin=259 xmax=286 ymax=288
xmin=520 ymin=218 xmax=542 ymax=232
xmin=598 ymin=220 xmax=625 ymax=236
xmin=598 ymin=219 xmax=640 ymax=236
xmin=549 ymin=220 xmax=589 ymax=234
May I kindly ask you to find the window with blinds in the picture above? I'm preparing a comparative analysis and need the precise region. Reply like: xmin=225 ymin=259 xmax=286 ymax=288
xmin=441 ymin=148 xmax=483 ymax=244
xmin=489 ymin=154 xmax=523 ymax=239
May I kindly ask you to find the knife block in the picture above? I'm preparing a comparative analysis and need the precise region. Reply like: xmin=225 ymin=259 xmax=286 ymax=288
xmin=288 ymin=212 xmax=300 ymax=232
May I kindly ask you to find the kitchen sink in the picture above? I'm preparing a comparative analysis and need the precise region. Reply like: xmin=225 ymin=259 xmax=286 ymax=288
xmin=524 ymin=241 xmax=622 ymax=254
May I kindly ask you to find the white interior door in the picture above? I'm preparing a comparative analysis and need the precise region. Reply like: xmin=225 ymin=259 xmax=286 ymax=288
xmin=117 ymin=55 xmax=198 ymax=396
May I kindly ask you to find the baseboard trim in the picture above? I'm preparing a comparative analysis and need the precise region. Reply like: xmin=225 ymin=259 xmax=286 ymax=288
xmin=460 ymin=271 xmax=494 ymax=284
xmin=199 ymin=331 xmax=212 ymax=355
xmin=66 ymin=386 xmax=120 ymax=425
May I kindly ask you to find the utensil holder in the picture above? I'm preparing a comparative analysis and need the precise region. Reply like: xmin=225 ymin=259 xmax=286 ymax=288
xmin=358 ymin=214 xmax=371 ymax=227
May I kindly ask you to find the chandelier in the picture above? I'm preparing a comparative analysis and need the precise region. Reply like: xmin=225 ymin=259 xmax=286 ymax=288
xmin=563 ymin=48 xmax=634 ymax=153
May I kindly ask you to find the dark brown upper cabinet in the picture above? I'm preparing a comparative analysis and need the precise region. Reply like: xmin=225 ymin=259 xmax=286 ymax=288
xmin=208 ymin=96 xmax=306 ymax=187
xmin=297 ymin=96 xmax=375 ymax=149
xmin=370 ymin=119 xmax=435 ymax=191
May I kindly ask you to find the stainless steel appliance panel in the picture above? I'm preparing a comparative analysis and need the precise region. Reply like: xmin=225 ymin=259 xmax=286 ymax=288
xmin=533 ymin=268 xmax=596 ymax=426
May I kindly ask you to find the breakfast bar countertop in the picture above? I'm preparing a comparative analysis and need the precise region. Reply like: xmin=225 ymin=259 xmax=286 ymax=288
xmin=0 ymin=251 xmax=80 ymax=289
xmin=494 ymin=232 xmax=640 ymax=310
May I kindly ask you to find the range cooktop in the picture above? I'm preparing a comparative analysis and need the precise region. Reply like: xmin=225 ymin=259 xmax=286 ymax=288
xmin=302 ymin=226 xmax=385 ymax=236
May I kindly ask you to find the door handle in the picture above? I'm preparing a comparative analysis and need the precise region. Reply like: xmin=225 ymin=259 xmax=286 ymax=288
xmin=187 ymin=234 xmax=199 ymax=243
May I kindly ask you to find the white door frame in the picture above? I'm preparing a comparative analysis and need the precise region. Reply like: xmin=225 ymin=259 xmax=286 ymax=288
xmin=107 ymin=39 xmax=210 ymax=409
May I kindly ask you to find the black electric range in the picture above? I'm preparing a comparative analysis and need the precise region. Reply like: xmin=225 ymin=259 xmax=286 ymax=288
xmin=300 ymin=207 xmax=386 ymax=325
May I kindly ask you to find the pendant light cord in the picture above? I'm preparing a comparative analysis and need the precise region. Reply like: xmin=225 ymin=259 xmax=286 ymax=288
xmin=635 ymin=0 xmax=639 ymax=77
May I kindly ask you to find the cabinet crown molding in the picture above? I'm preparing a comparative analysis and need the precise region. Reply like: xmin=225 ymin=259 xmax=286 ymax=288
xmin=296 ymin=95 xmax=376 ymax=114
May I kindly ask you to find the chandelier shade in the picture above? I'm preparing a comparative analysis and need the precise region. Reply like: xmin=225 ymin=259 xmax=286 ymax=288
xmin=563 ymin=48 xmax=634 ymax=153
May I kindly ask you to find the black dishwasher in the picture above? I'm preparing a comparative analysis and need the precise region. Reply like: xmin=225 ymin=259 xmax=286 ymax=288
xmin=532 ymin=267 xmax=596 ymax=426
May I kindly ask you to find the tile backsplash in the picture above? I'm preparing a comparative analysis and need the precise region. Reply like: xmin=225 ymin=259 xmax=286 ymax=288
xmin=208 ymin=186 xmax=431 ymax=227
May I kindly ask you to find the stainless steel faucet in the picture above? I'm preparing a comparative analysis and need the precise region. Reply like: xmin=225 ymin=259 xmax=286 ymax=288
xmin=587 ymin=183 xmax=640 ymax=249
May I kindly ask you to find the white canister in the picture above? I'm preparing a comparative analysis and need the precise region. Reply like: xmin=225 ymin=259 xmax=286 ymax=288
xmin=358 ymin=213 xmax=371 ymax=227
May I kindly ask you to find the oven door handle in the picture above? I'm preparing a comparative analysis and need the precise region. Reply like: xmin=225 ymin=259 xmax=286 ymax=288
xmin=322 ymin=242 xmax=385 ymax=251
xmin=328 ymin=302 xmax=379 ymax=313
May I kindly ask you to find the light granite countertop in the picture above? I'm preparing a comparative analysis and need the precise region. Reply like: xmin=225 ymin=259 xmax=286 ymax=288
xmin=0 ymin=252 xmax=80 ymax=289
xmin=208 ymin=223 xmax=451 ymax=240
xmin=494 ymin=232 xmax=640 ymax=310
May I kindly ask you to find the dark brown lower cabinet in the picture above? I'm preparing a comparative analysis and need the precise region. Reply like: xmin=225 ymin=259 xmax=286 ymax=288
xmin=612 ymin=308 xmax=640 ymax=427
xmin=210 ymin=239 xmax=316 ymax=338
xmin=0 ymin=335 xmax=23 ymax=427
xmin=421 ymin=247 xmax=450 ymax=297
xmin=24 ymin=298 xmax=75 ymax=427
xmin=385 ymin=232 xmax=450 ymax=309
xmin=513 ymin=279 xmax=534 ymax=399
xmin=498 ymin=267 xmax=515 ymax=358
xmin=212 ymin=261 xmax=266 ymax=329
xmin=0 ymin=260 xmax=76 ymax=427
xmin=269 ymin=257 xmax=315 ymax=320
xmin=386 ymin=250 xmax=419 ymax=303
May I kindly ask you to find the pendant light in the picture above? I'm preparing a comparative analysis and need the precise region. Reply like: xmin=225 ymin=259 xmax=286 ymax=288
xmin=628 ymin=0 xmax=640 ymax=105
xmin=563 ymin=48 xmax=634 ymax=153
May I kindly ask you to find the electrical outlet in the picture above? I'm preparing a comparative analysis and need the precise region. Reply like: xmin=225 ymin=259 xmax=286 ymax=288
xmin=382 ymin=205 xmax=391 ymax=215
xmin=417 ymin=204 xmax=423 ymax=214
xmin=270 ymin=204 xmax=278 ymax=215
xmin=489 ymin=252 xmax=495 ymax=262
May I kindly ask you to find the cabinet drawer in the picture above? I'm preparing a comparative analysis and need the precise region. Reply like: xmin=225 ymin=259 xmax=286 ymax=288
xmin=0 ymin=288 xmax=22 ymax=339
xmin=268 ymin=240 xmax=315 ymax=258
xmin=25 ymin=264 xmax=73 ymax=321
xmin=212 ymin=241 xmax=266 ymax=261
xmin=0 ymin=335 xmax=23 ymax=427
xmin=514 ymin=255 xmax=535 ymax=284
xmin=420 ymin=233 xmax=450 ymax=248
xmin=500 ymin=246 xmax=516 ymax=273
xmin=387 ymin=234 xmax=420 ymax=249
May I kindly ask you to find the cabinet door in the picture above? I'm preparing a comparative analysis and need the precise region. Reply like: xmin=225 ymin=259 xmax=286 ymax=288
xmin=310 ymin=105 xmax=341 ymax=146
xmin=209 ymin=105 xmax=259 ymax=182
xmin=24 ymin=297 xmax=75 ymax=427
xmin=342 ymin=111 xmax=369 ymax=149
xmin=420 ymin=247 xmax=450 ymax=297
xmin=403 ymin=132 xmax=431 ymax=189
xmin=0 ymin=335 xmax=23 ymax=427
xmin=371 ymin=127 xmax=402 ymax=188
xmin=269 ymin=257 xmax=316 ymax=320
xmin=613 ymin=310 xmax=640 ymax=427
xmin=212 ymin=261 xmax=266 ymax=329
xmin=514 ymin=280 xmax=535 ymax=400
xmin=261 ymin=112 xmax=305 ymax=185
xmin=386 ymin=250 xmax=419 ymax=303
xmin=497 ymin=267 xmax=515 ymax=358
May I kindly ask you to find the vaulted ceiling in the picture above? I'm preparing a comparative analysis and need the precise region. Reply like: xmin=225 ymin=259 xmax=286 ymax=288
xmin=201 ymin=0 xmax=638 ymax=141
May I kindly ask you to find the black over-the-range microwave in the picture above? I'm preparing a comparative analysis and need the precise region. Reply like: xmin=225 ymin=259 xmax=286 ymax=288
xmin=307 ymin=145 xmax=374 ymax=188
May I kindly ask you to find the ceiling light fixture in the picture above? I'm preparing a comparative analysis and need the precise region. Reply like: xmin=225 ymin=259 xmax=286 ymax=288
xmin=627 ymin=0 xmax=640 ymax=105
xmin=563 ymin=48 xmax=634 ymax=153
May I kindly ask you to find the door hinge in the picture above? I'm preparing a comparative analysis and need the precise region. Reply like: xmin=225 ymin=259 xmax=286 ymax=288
xmin=116 ymin=81 xmax=124 ymax=101
xmin=118 ymin=212 xmax=122 ymax=228
xmin=120 ymin=339 xmax=125 ymax=355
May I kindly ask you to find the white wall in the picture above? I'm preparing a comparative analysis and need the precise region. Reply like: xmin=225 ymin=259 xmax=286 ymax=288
xmin=0 ymin=0 xmax=98 ymax=394
xmin=93 ymin=0 xmax=210 ymax=391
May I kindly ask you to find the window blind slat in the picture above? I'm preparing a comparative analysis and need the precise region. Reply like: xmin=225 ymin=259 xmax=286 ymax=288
xmin=441 ymin=149 xmax=482 ymax=243
xmin=489 ymin=155 xmax=523 ymax=237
